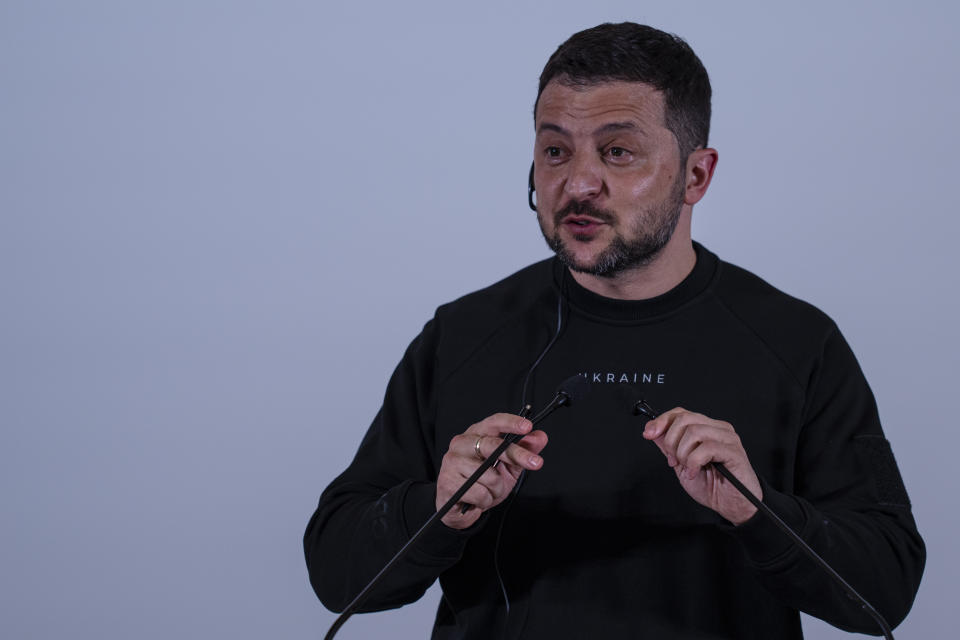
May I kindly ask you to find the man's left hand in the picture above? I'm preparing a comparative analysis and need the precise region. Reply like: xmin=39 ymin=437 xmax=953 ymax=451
xmin=643 ymin=407 xmax=762 ymax=525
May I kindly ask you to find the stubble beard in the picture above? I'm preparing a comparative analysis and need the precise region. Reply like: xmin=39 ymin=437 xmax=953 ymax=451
xmin=539 ymin=174 xmax=687 ymax=278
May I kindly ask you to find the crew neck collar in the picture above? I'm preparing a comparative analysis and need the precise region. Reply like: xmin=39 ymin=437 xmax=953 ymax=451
xmin=554 ymin=242 xmax=719 ymax=323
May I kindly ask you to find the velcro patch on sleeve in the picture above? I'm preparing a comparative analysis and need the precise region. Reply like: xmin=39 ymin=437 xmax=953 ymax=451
xmin=854 ymin=435 xmax=911 ymax=507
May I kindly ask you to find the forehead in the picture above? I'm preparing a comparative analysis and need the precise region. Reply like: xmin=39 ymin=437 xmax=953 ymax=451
xmin=535 ymin=80 xmax=668 ymax=135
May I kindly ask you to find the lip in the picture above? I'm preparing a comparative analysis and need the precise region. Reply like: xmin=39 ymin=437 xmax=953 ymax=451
xmin=561 ymin=215 xmax=606 ymax=233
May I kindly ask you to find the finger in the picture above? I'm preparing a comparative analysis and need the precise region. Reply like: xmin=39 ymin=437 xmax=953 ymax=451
xmin=466 ymin=413 xmax=533 ymax=437
xmin=517 ymin=429 xmax=549 ymax=455
xmin=439 ymin=463 xmax=503 ymax=510
xmin=439 ymin=479 xmax=496 ymax=516
xmin=450 ymin=455 xmax=508 ymax=491
xmin=450 ymin=414 xmax=532 ymax=460
xmin=660 ymin=410 xmax=716 ymax=451
xmin=642 ymin=406 xmax=688 ymax=440
xmin=687 ymin=439 xmax=749 ymax=481
xmin=674 ymin=423 xmax=728 ymax=468
xmin=681 ymin=441 xmax=724 ymax=480
xmin=496 ymin=439 xmax=544 ymax=470
xmin=458 ymin=481 xmax=498 ymax=511
xmin=459 ymin=467 xmax=510 ymax=514
xmin=661 ymin=411 xmax=724 ymax=464
xmin=491 ymin=431 xmax=549 ymax=473
xmin=660 ymin=414 xmax=706 ymax=468
xmin=675 ymin=433 xmax=708 ymax=480
xmin=448 ymin=433 xmax=495 ymax=462
xmin=644 ymin=434 xmax=680 ymax=469
xmin=648 ymin=433 xmax=668 ymax=458
xmin=454 ymin=430 xmax=546 ymax=468
xmin=645 ymin=409 xmax=703 ymax=468
xmin=488 ymin=430 xmax=549 ymax=474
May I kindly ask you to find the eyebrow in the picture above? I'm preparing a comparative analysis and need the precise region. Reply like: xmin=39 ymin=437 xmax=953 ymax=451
xmin=596 ymin=121 xmax=639 ymax=135
xmin=536 ymin=122 xmax=568 ymax=136
xmin=536 ymin=121 xmax=642 ymax=137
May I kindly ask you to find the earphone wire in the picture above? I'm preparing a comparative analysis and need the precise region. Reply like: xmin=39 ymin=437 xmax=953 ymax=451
xmin=494 ymin=288 xmax=565 ymax=632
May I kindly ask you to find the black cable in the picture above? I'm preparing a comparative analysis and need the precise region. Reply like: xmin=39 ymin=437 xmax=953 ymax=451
xmin=323 ymin=386 xmax=580 ymax=640
xmin=519 ymin=293 xmax=564 ymax=411
xmin=493 ymin=474 xmax=523 ymax=615
xmin=497 ymin=290 xmax=565 ymax=624
xmin=632 ymin=400 xmax=895 ymax=640
xmin=492 ymin=405 xmax=532 ymax=617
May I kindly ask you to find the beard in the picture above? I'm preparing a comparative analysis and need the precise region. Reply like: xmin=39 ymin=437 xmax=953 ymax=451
xmin=539 ymin=173 xmax=686 ymax=278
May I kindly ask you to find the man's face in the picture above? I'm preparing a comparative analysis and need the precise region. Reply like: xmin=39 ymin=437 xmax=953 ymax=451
xmin=533 ymin=80 xmax=687 ymax=277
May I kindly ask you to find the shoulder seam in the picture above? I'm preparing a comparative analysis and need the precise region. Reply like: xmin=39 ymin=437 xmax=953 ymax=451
xmin=431 ymin=261 xmax=557 ymax=389
xmin=435 ymin=311 xmax=522 ymax=388
xmin=711 ymin=293 xmax=809 ymax=392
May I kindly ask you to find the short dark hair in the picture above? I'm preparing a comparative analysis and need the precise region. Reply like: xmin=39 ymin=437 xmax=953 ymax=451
xmin=535 ymin=22 xmax=711 ymax=158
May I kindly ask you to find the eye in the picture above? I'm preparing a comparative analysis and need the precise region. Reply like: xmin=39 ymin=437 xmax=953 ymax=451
xmin=604 ymin=146 xmax=633 ymax=162
xmin=542 ymin=145 xmax=568 ymax=164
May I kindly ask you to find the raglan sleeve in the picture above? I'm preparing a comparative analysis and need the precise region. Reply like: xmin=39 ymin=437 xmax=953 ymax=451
xmin=731 ymin=325 xmax=925 ymax=633
xmin=303 ymin=317 xmax=478 ymax=613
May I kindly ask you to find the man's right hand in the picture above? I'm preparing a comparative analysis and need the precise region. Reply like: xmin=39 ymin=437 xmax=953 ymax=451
xmin=436 ymin=413 xmax=548 ymax=529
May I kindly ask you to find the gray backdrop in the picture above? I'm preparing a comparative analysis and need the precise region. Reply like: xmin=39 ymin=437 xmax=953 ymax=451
xmin=3 ymin=1 xmax=956 ymax=638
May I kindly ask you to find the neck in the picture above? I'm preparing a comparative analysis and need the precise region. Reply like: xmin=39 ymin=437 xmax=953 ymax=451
xmin=568 ymin=214 xmax=696 ymax=301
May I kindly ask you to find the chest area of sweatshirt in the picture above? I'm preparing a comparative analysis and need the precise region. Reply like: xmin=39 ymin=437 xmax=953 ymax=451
xmin=432 ymin=305 xmax=809 ymax=503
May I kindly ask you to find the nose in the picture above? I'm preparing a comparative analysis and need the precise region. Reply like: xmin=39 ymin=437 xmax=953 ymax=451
xmin=563 ymin=153 xmax=603 ymax=201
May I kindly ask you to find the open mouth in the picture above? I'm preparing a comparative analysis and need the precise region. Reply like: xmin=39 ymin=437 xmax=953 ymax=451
xmin=561 ymin=218 xmax=605 ymax=241
xmin=563 ymin=216 xmax=604 ymax=229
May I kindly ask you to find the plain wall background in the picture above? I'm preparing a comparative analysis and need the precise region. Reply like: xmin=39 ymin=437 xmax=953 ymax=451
xmin=2 ymin=1 xmax=956 ymax=637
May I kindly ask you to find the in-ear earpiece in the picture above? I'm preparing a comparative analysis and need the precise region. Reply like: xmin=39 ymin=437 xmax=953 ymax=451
xmin=527 ymin=161 xmax=537 ymax=212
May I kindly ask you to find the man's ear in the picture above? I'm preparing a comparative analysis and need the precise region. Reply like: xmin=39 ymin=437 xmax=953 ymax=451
xmin=683 ymin=148 xmax=718 ymax=206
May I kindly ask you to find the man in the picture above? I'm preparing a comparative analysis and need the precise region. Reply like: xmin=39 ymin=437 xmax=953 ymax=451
xmin=305 ymin=23 xmax=924 ymax=638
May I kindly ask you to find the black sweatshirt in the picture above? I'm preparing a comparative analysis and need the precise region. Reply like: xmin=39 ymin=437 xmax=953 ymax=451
xmin=304 ymin=244 xmax=924 ymax=639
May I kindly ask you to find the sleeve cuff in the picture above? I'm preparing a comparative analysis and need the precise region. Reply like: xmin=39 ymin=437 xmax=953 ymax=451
xmin=728 ymin=475 xmax=809 ymax=567
xmin=400 ymin=481 xmax=486 ymax=561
